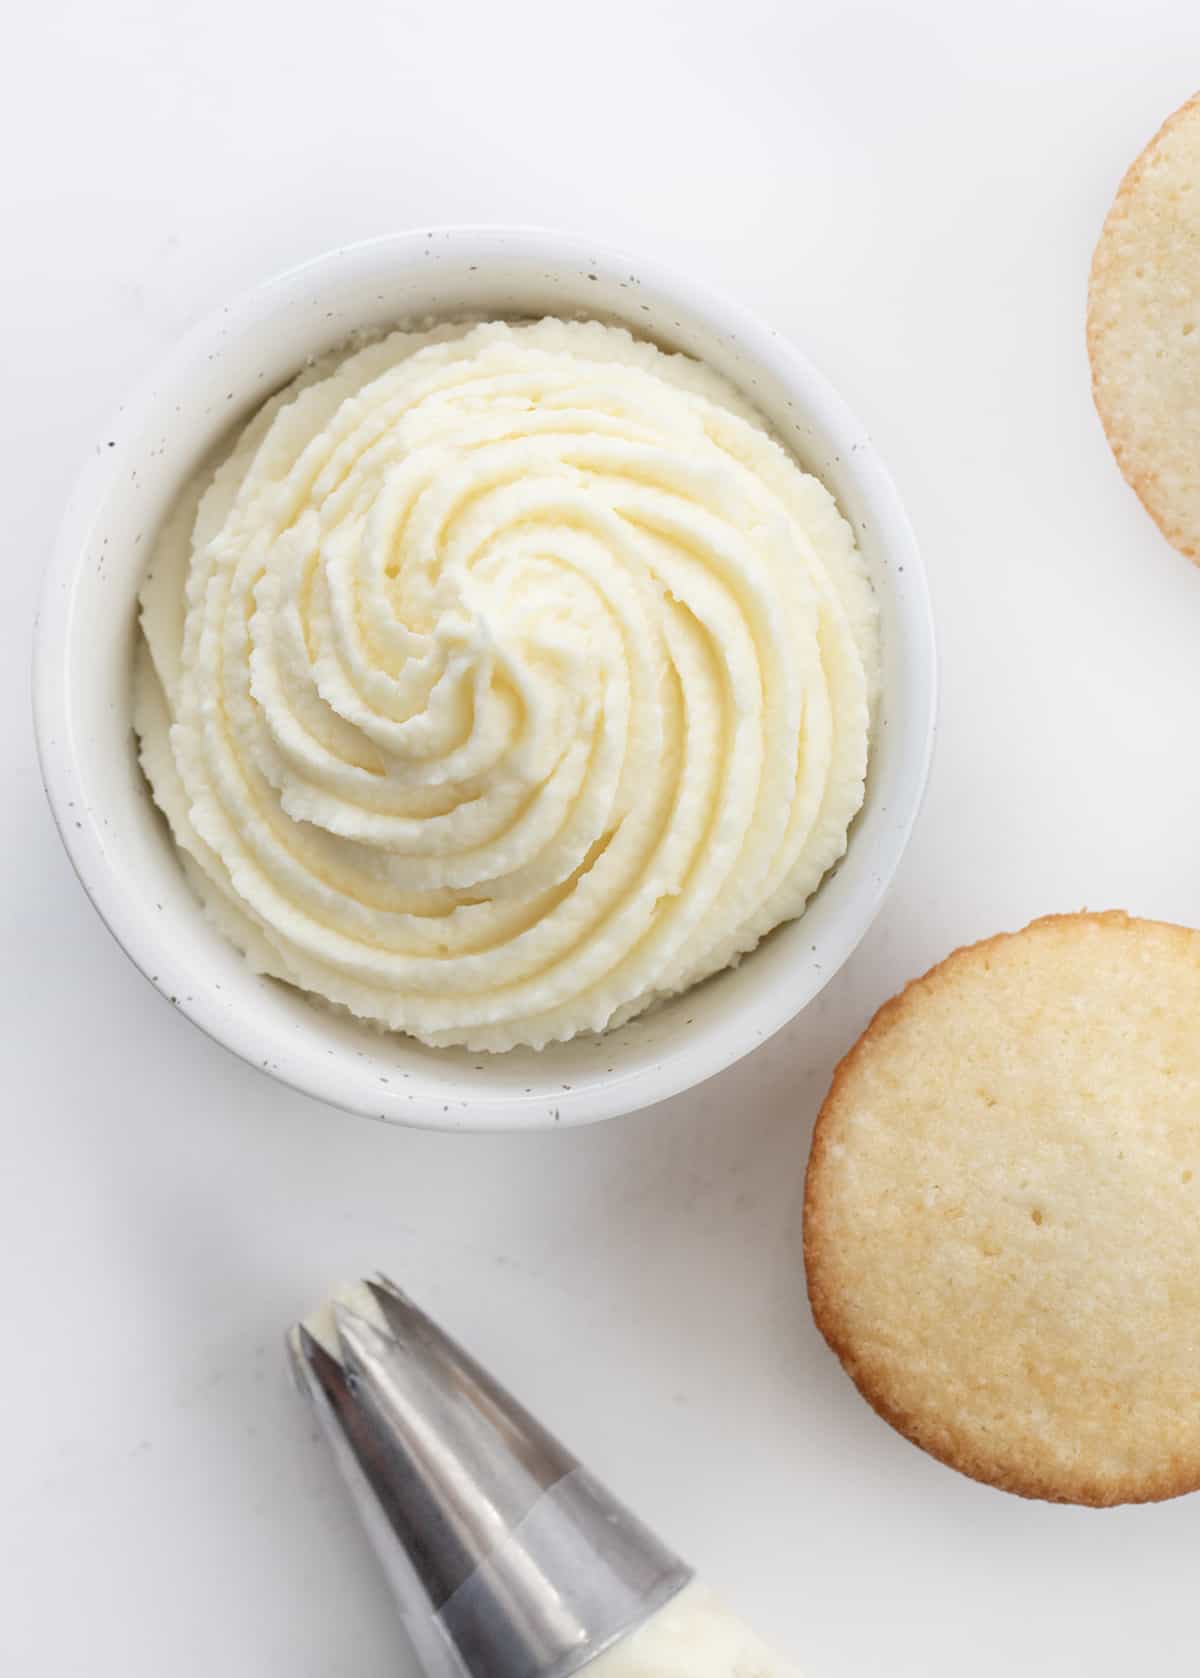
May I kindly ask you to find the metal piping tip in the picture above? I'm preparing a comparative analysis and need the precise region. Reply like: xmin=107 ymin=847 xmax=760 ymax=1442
xmin=291 ymin=1277 xmax=692 ymax=1678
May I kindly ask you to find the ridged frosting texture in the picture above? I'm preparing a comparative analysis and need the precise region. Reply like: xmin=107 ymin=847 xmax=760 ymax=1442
xmin=135 ymin=319 xmax=878 ymax=1050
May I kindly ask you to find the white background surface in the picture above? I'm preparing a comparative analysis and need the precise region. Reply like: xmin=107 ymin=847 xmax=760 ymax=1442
xmin=5 ymin=3 xmax=1200 ymax=1672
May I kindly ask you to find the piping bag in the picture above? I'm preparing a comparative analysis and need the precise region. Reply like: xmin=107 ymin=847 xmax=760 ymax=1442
xmin=290 ymin=1277 xmax=798 ymax=1678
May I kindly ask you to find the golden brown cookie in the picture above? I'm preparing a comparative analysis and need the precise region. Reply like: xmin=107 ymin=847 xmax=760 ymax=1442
xmin=804 ymin=912 xmax=1200 ymax=1506
xmin=1088 ymin=92 xmax=1200 ymax=561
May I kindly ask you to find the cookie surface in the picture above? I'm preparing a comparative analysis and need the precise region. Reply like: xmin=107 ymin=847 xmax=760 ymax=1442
xmin=1088 ymin=92 xmax=1200 ymax=561
xmin=804 ymin=912 xmax=1200 ymax=1506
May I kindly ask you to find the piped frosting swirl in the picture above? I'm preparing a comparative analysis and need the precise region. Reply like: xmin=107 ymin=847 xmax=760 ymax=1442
xmin=135 ymin=319 xmax=877 ymax=1050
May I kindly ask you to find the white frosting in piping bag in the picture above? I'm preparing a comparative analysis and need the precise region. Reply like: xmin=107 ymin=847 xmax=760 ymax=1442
xmin=589 ymin=1583 xmax=801 ymax=1678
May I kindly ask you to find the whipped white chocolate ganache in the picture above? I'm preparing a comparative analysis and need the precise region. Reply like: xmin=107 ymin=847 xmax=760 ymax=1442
xmin=135 ymin=319 xmax=878 ymax=1051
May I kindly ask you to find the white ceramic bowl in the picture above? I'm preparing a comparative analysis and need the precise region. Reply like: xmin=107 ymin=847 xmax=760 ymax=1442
xmin=33 ymin=228 xmax=935 ymax=1131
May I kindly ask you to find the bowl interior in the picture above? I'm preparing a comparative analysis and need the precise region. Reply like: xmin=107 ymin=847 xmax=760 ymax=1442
xmin=38 ymin=229 xmax=933 ymax=1128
